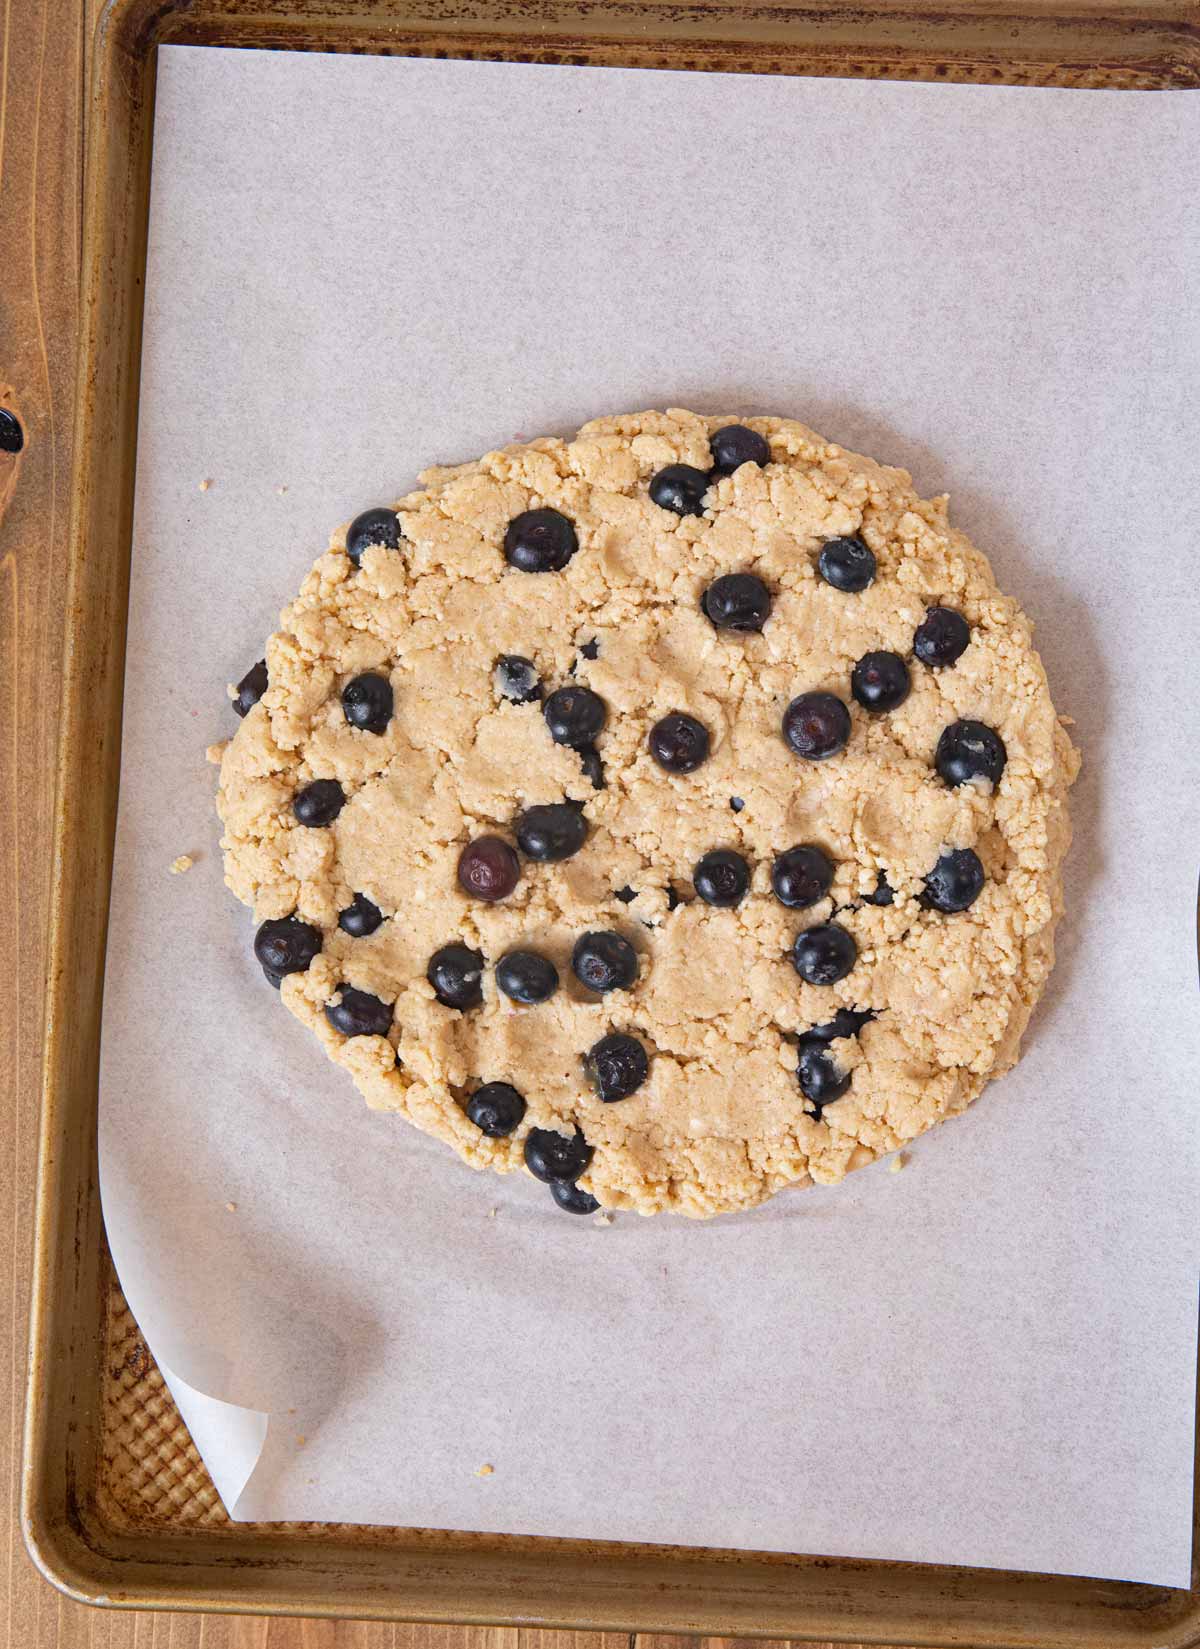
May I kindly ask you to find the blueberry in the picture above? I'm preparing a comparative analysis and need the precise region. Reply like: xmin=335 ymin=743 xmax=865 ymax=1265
xmin=851 ymin=651 xmax=911 ymax=713
xmin=516 ymin=802 xmax=587 ymax=862
xmin=792 ymin=922 xmax=858 ymax=985
xmin=579 ymin=637 xmax=600 ymax=660
xmin=457 ymin=836 xmax=520 ymax=902
xmin=293 ymin=778 xmax=346 ymax=827
xmin=806 ymin=1006 xmax=875 ymax=1041
xmin=338 ymin=893 xmax=383 ymax=937
xmin=543 ymin=685 xmax=606 ymax=747
xmin=922 ymin=848 xmax=985 ymax=913
xmin=771 ymin=845 xmax=834 ymax=908
xmin=346 ymin=508 xmax=400 ymax=567
xmin=935 ymin=720 xmax=1007 ymax=788
xmin=614 ymin=886 xmax=637 ymax=904
xmin=494 ymin=654 xmax=541 ymax=703
xmin=584 ymin=1032 xmax=649 ymax=1102
xmin=797 ymin=1039 xmax=852 ymax=1108
xmin=427 ymin=942 xmax=485 ymax=1009
xmin=496 ymin=949 xmax=559 ymax=1004
xmin=233 ymin=659 xmax=268 ymax=717
xmin=325 ymin=986 xmax=392 ymax=1038
xmin=914 ymin=606 xmax=971 ymax=669
xmin=863 ymin=872 xmax=894 ymax=907
xmin=648 ymin=712 xmax=710 ymax=773
xmin=572 ymin=931 xmax=638 ymax=993
xmin=709 ymin=424 xmax=771 ymax=475
xmin=341 ymin=672 xmax=393 ymax=733
xmin=649 ymin=463 xmax=710 ymax=517
xmin=550 ymin=1179 xmax=600 ymax=1214
xmin=578 ymin=743 xmax=605 ymax=790
xmin=466 ymin=1082 xmax=526 ymax=1137
xmin=782 ymin=692 xmax=851 ymax=760
xmin=0 ymin=408 xmax=24 ymax=454
xmin=693 ymin=849 xmax=751 ymax=907
xmin=524 ymin=1126 xmax=593 ymax=1183
xmin=253 ymin=916 xmax=321 ymax=981
xmin=817 ymin=536 xmax=875 ymax=593
xmin=503 ymin=507 xmax=578 ymax=573
xmin=702 ymin=573 xmax=772 ymax=632
xmin=729 ymin=796 xmax=745 ymax=812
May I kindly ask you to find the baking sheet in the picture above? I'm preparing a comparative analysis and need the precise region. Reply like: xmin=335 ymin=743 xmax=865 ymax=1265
xmin=99 ymin=47 xmax=1200 ymax=1585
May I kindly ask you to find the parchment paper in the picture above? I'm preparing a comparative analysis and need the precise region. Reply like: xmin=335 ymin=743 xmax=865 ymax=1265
xmin=99 ymin=47 xmax=1200 ymax=1584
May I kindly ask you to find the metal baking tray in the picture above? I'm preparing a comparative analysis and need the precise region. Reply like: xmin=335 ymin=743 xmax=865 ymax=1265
xmin=23 ymin=0 xmax=1200 ymax=1634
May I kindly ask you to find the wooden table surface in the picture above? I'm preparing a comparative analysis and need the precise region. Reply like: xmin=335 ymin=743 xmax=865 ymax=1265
xmin=0 ymin=2 xmax=910 ymax=1643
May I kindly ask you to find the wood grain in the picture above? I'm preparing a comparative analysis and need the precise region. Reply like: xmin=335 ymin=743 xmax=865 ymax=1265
xmin=0 ymin=0 xmax=906 ymax=1643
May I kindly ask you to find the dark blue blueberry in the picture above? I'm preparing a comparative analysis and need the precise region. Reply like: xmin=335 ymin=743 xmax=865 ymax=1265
xmin=293 ymin=778 xmax=345 ymax=826
xmin=494 ymin=654 xmax=541 ymax=703
xmin=516 ymin=802 xmax=587 ymax=862
xmin=253 ymin=916 xmax=321 ymax=981
xmin=579 ymin=743 xmax=605 ymax=790
xmin=457 ymin=836 xmax=520 ymax=902
xmin=649 ymin=463 xmax=710 ymax=517
xmin=233 ymin=659 xmax=268 ymax=718
xmin=693 ymin=849 xmax=751 ymax=907
xmin=922 ymin=848 xmax=985 ymax=913
xmin=584 ymin=1032 xmax=649 ymax=1102
xmin=782 ymin=692 xmax=851 ymax=760
xmin=709 ymin=424 xmax=770 ymax=475
xmin=543 ymin=685 xmax=606 ymax=747
xmin=342 ymin=672 xmax=393 ymax=733
xmin=817 ymin=536 xmax=875 ymax=592
xmin=729 ymin=796 xmax=745 ymax=812
xmin=797 ymin=1039 xmax=852 ymax=1108
xmin=863 ymin=872 xmax=894 ymax=907
xmin=648 ymin=712 xmax=710 ymax=773
xmin=792 ymin=922 xmax=858 ymax=985
xmin=0 ymin=409 xmax=24 ymax=454
xmin=325 ymin=986 xmax=392 ymax=1037
xmin=338 ymin=893 xmax=383 ymax=937
xmin=503 ymin=507 xmax=578 ymax=573
xmin=572 ymin=931 xmax=638 ymax=993
xmin=524 ymin=1126 xmax=593 ymax=1183
xmin=914 ymin=606 xmax=971 ymax=669
xmin=496 ymin=949 xmax=559 ymax=1004
xmin=806 ymin=1007 xmax=875 ymax=1041
xmin=346 ymin=508 xmax=400 ymax=567
xmin=771 ymin=845 xmax=834 ymax=908
xmin=851 ymin=651 xmax=911 ymax=713
xmin=935 ymin=720 xmax=1007 ymax=788
xmin=579 ymin=638 xmax=600 ymax=660
xmin=466 ymin=1082 xmax=526 ymax=1137
xmin=427 ymin=942 xmax=485 ymax=1009
xmin=702 ymin=573 xmax=772 ymax=632
xmin=550 ymin=1179 xmax=600 ymax=1214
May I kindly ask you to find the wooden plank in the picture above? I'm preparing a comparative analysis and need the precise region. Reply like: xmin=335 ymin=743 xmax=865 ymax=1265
xmin=0 ymin=0 xmax=87 ymax=1638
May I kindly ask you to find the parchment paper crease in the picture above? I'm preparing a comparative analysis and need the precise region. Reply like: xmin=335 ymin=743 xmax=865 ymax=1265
xmin=99 ymin=48 xmax=1200 ymax=1584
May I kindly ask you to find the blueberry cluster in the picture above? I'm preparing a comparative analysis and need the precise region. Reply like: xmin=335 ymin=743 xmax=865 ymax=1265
xmin=462 ymin=1019 xmax=650 ymax=1216
xmin=426 ymin=929 xmax=639 ymax=1011
xmin=454 ymin=790 xmax=591 ymax=907
xmin=782 ymin=629 xmax=1003 ymax=783
xmin=644 ymin=422 xmax=774 ymax=522
xmin=796 ymin=1008 xmax=876 ymax=1116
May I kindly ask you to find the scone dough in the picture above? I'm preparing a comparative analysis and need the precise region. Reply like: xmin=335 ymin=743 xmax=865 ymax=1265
xmin=214 ymin=408 xmax=1079 ymax=1217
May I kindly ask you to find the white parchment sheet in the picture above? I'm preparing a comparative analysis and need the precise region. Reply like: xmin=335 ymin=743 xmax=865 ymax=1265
xmin=100 ymin=47 xmax=1200 ymax=1584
